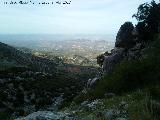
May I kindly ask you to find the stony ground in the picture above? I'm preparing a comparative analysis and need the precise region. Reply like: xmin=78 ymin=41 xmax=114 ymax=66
xmin=16 ymin=90 xmax=156 ymax=120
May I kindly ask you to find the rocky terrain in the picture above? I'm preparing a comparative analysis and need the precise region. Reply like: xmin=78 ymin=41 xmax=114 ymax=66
xmin=1 ymin=1 xmax=160 ymax=120
xmin=14 ymin=29 xmax=160 ymax=119
xmin=0 ymin=42 xmax=100 ymax=119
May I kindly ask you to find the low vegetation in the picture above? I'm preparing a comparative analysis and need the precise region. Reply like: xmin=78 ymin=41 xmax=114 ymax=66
xmin=0 ymin=0 xmax=160 ymax=120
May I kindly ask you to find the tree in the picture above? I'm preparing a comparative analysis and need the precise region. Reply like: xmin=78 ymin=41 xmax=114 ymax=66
xmin=133 ymin=0 xmax=160 ymax=41
xmin=97 ymin=54 xmax=105 ymax=67
xmin=97 ymin=52 xmax=111 ymax=67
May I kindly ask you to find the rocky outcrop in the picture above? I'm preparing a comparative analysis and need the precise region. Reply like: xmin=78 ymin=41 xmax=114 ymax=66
xmin=16 ymin=111 xmax=76 ymax=120
xmin=102 ymin=22 xmax=145 ymax=74
xmin=86 ymin=77 xmax=100 ymax=88
xmin=103 ymin=48 xmax=124 ymax=74
xmin=115 ymin=22 xmax=136 ymax=48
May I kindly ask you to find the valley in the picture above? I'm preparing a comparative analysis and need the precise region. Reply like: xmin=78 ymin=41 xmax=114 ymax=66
xmin=0 ymin=34 xmax=115 ymax=66
xmin=0 ymin=1 xmax=160 ymax=119
xmin=0 ymin=37 xmax=110 ymax=119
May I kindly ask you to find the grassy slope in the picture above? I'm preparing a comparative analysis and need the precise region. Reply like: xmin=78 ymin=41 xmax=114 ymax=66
xmin=63 ymin=90 xmax=157 ymax=120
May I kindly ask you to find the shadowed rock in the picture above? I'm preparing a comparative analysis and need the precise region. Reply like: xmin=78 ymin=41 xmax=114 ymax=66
xmin=103 ymin=48 xmax=124 ymax=74
xmin=115 ymin=22 xmax=135 ymax=48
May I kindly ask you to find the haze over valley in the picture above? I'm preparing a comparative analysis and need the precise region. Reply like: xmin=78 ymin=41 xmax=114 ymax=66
xmin=0 ymin=34 xmax=115 ymax=66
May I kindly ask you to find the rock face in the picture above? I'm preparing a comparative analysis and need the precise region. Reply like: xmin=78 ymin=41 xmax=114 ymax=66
xmin=87 ymin=77 xmax=100 ymax=88
xmin=103 ymin=48 xmax=124 ymax=74
xmin=102 ymin=22 xmax=145 ymax=74
xmin=115 ymin=22 xmax=135 ymax=48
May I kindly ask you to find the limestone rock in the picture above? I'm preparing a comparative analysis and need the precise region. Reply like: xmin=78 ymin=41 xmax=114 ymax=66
xmin=103 ymin=48 xmax=124 ymax=74
xmin=115 ymin=22 xmax=135 ymax=48
xmin=16 ymin=111 xmax=77 ymax=120
xmin=87 ymin=77 xmax=100 ymax=88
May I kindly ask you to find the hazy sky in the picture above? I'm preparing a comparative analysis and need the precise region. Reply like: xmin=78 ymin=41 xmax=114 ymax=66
xmin=0 ymin=0 xmax=158 ymax=35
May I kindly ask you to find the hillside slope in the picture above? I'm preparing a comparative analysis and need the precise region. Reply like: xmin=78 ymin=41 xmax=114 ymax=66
xmin=0 ymin=42 xmax=100 ymax=119
xmin=15 ymin=35 xmax=160 ymax=120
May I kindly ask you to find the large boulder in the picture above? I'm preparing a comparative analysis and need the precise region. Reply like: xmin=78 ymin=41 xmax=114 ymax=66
xmin=102 ymin=22 xmax=139 ymax=74
xmin=115 ymin=22 xmax=135 ymax=48
xmin=127 ymin=43 xmax=144 ymax=60
xmin=16 ymin=111 xmax=65 ymax=120
xmin=16 ymin=111 xmax=77 ymax=120
xmin=103 ymin=48 xmax=124 ymax=74
xmin=87 ymin=77 xmax=100 ymax=88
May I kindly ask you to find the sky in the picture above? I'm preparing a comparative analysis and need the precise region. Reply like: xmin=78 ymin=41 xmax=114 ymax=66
xmin=0 ymin=0 xmax=159 ymax=35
